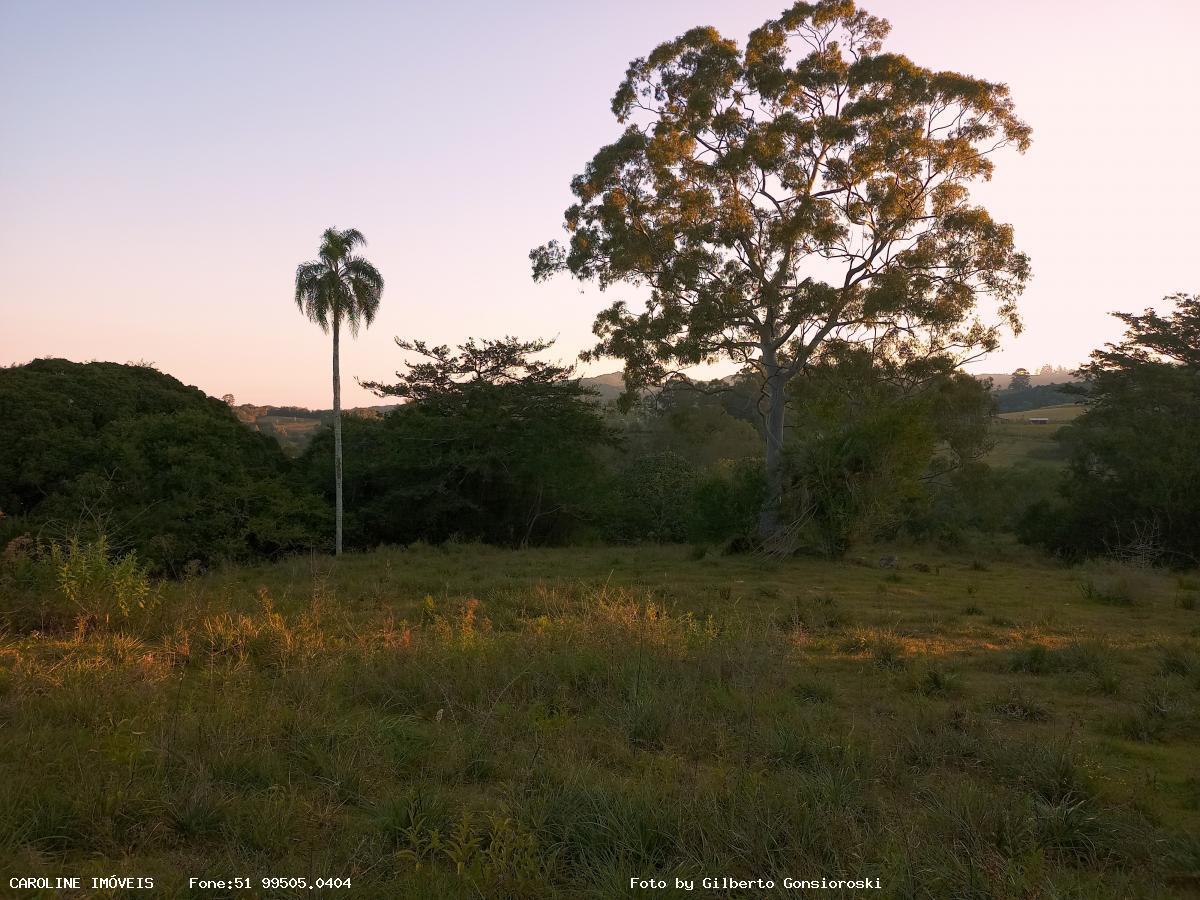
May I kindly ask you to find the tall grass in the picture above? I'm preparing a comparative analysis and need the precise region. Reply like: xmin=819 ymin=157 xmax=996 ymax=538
xmin=0 ymin=542 xmax=1195 ymax=896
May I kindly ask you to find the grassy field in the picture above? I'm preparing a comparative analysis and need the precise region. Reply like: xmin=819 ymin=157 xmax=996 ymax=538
xmin=986 ymin=404 xmax=1087 ymax=467
xmin=2 ymin=542 xmax=1199 ymax=898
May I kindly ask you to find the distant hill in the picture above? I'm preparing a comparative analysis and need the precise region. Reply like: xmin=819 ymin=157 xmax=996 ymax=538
xmin=233 ymin=375 xmax=630 ymax=454
xmin=578 ymin=372 xmax=626 ymax=401
xmin=976 ymin=370 xmax=1078 ymax=390
xmin=580 ymin=369 xmax=1080 ymax=398
xmin=234 ymin=374 xmax=630 ymax=454
xmin=233 ymin=403 xmax=398 ymax=454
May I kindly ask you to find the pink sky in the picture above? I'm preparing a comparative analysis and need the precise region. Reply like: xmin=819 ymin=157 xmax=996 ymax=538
xmin=2 ymin=0 xmax=1197 ymax=408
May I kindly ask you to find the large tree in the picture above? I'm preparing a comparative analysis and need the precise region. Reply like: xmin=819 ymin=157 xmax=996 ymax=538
xmin=533 ymin=0 xmax=1031 ymax=536
xmin=347 ymin=337 xmax=615 ymax=547
xmin=295 ymin=227 xmax=384 ymax=555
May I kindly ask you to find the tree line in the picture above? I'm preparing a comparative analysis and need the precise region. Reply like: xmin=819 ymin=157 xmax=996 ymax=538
xmin=2 ymin=1 xmax=1195 ymax=571
xmin=3 ymin=291 xmax=1195 ymax=572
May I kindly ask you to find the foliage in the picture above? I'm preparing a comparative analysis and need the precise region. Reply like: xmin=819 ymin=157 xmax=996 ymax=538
xmin=689 ymin=457 xmax=767 ymax=544
xmin=49 ymin=534 xmax=156 ymax=624
xmin=598 ymin=452 xmax=767 ymax=548
xmin=0 ymin=359 xmax=329 ymax=572
xmin=923 ymin=462 xmax=1062 ymax=540
xmin=615 ymin=383 xmax=761 ymax=470
xmin=1021 ymin=294 xmax=1200 ymax=565
xmin=533 ymin=0 xmax=1031 ymax=533
xmin=778 ymin=347 xmax=994 ymax=554
xmin=602 ymin=451 xmax=697 ymax=543
xmin=1009 ymin=367 xmax=1032 ymax=391
xmin=293 ymin=227 xmax=384 ymax=339
xmin=305 ymin=338 xmax=616 ymax=547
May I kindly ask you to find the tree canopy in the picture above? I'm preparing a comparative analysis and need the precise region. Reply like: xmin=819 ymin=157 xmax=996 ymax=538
xmin=303 ymin=337 xmax=618 ymax=547
xmin=533 ymin=0 xmax=1030 ymax=534
xmin=0 ymin=359 xmax=328 ymax=571
xmin=294 ymin=227 xmax=384 ymax=338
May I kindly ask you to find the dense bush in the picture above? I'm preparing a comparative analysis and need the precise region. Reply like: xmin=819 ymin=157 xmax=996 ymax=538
xmin=1019 ymin=295 xmax=1200 ymax=566
xmin=597 ymin=453 xmax=765 ymax=547
xmin=601 ymin=451 xmax=697 ymax=543
xmin=689 ymin=458 xmax=766 ymax=544
xmin=593 ymin=385 xmax=765 ymax=546
xmin=0 ymin=359 xmax=329 ymax=572
xmin=778 ymin=349 xmax=994 ymax=555
xmin=614 ymin=384 xmax=761 ymax=470
xmin=309 ymin=338 xmax=616 ymax=548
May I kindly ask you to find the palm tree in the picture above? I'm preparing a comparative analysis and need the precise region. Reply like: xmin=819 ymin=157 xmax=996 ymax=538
xmin=294 ymin=227 xmax=384 ymax=555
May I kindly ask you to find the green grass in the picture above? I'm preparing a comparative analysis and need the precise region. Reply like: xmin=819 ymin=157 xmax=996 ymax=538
xmin=2 ymin=543 xmax=1198 ymax=898
xmin=986 ymin=403 xmax=1086 ymax=467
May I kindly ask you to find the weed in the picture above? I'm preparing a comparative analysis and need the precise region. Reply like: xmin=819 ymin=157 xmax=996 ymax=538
xmin=35 ymin=534 xmax=159 ymax=635
xmin=908 ymin=664 xmax=962 ymax=697
xmin=1118 ymin=679 xmax=1185 ymax=742
xmin=792 ymin=678 xmax=834 ymax=704
xmin=1080 ymin=578 xmax=1135 ymax=606
xmin=1009 ymin=640 xmax=1114 ymax=678
xmin=1158 ymin=643 xmax=1198 ymax=678
xmin=1077 ymin=563 xmax=1157 ymax=607
xmin=992 ymin=688 xmax=1049 ymax=721
xmin=839 ymin=627 xmax=906 ymax=670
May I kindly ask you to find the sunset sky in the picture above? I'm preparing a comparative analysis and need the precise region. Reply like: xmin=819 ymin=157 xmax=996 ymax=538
xmin=3 ymin=0 xmax=1197 ymax=408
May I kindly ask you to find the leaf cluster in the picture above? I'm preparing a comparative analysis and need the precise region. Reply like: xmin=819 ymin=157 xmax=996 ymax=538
xmin=295 ymin=227 xmax=384 ymax=336
xmin=533 ymin=0 xmax=1031 ymax=392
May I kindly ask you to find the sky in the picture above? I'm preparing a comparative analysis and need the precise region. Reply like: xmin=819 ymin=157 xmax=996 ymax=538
xmin=2 ymin=0 xmax=1197 ymax=408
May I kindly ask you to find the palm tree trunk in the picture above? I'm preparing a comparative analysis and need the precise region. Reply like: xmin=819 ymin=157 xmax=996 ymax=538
xmin=332 ymin=318 xmax=343 ymax=556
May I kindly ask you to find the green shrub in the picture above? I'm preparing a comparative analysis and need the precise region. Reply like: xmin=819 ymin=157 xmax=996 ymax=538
xmin=688 ymin=458 xmax=765 ymax=544
xmin=2 ymin=532 xmax=159 ymax=633
xmin=603 ymin=452 xmax=696 ymax=543
xmin=51 ymin=534 xmax=154 ymax=618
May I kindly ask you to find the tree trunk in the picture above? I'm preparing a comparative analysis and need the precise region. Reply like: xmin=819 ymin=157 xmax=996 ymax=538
xmin=332 ymin=318 xmax=343 ymax=556
xmin=758 ymin=355 xmax=787 ymax=540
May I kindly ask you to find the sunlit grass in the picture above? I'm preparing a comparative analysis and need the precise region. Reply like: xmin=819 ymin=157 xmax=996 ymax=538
xmin=1 ymin=543 xmax=1197 ymax=897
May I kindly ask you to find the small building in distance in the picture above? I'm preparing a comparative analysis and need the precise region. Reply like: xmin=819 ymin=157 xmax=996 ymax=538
xmin=1028 ymin=417 xmax=1050 ymax=425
